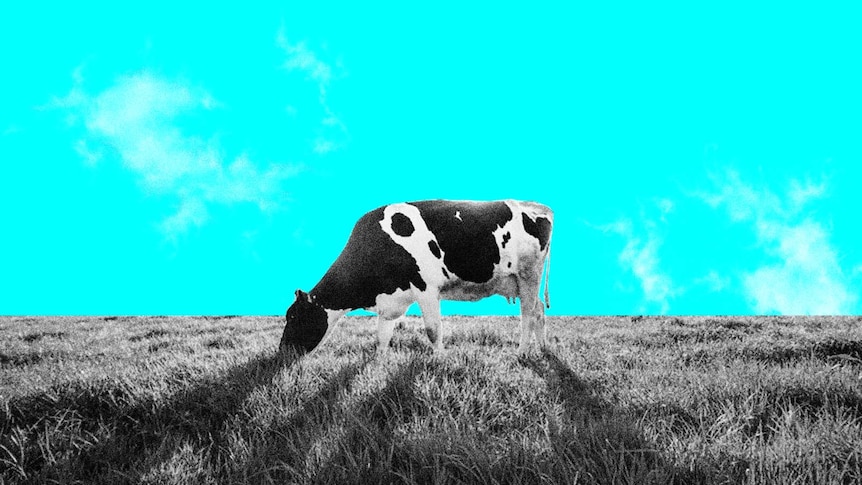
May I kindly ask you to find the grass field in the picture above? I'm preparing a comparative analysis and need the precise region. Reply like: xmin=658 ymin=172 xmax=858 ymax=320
xmin=1 ymin=315 xmax=861 ymax=484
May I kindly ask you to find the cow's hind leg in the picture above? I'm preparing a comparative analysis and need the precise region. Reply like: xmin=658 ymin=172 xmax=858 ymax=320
xmin=417 ymin=293 xmax=444 ymax=351
xmin=518 ymin=271 xmax=546 ymax=354
xmin=376 ymin=315 xmax=401 ymax=353
xmin=517 ymin=300 xmax=531 ymax=354
xmin=533 ymin=301 xmax=548 ymax=349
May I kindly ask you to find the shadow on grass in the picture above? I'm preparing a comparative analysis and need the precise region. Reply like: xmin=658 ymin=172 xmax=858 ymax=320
xmin=248 ymin=353 xmax=490 ymax=484
xmin=519 ymin=349 xmax=701 ymax=484
xmin=6 ymin=345 xmax=738 ymax=484
xmin=2 ymin=350 xmax=309 ymax=483
xmin=262 ymin=349 xmax=701 ymax=485
xmin=248 ymin=354 xmax=430 ymax=483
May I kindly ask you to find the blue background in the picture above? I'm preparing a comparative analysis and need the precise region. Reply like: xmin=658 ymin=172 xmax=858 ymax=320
xmin=2 ymin=3 xmax=860 ymax=315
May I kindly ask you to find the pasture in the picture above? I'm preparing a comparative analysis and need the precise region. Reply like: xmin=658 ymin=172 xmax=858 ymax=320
xmin=1 ymin=315 xmax=861 ymax=484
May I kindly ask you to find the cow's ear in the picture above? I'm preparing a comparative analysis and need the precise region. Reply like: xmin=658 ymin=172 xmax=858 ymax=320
xmin=295 ymin=289 xmax=312 ymax=303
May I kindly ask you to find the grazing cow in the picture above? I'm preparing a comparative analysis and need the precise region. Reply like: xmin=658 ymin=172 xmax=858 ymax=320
xmin=280 ymin=199 xmax=553 ymax=355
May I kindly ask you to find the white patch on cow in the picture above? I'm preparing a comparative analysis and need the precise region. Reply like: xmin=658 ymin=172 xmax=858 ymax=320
xmin=303 ymin=308 xmax=347 ymax=356
xmin=380 ymin=204 xmax=449 ymax=291
xmin=371 ymin=285 xmax=416 ymax=319
xmin=366 ymin=284 xmax=421 ymax=352
xmin=455 ymin=210 xmax=462 ymax=221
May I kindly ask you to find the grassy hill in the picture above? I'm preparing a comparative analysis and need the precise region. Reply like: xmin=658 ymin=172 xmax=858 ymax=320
xmin=2 ymin=315 xmax=861 ymax=484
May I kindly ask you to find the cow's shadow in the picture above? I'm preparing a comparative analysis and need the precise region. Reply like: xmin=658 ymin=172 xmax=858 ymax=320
xmin=519 ymin=349 xmax=674 ymax=482
xmin=7 ymin=344 xmax=710 ymax=483
xmin=272 ymin=348 xmax=698 ymax=484
xmin=264 ymin=353 xmax=438 ymax=483
xmin=4 ymin=349 xmax=356 ymax=483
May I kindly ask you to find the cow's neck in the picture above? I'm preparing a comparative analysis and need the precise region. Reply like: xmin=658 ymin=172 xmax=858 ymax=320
xmin=309 ymin=271 xmax=366 ymax=312
xmin=306 ymin=277 xmax=351 ymax=350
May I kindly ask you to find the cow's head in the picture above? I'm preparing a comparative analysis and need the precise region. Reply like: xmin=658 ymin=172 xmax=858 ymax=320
xmin=280 ymin=289 xmax=328 ymax=355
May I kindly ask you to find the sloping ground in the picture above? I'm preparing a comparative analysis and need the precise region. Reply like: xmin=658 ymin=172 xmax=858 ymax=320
xmin=1 ymin=315 xmax=861 ymax=484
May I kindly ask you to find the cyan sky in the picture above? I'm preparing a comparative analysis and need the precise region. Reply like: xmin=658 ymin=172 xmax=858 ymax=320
xmin=2 ymin=3 xmax=861 ymax=315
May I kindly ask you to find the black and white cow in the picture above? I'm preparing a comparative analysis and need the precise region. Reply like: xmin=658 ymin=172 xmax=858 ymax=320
xmin=280 ymin=199 xmax=553 ymax=354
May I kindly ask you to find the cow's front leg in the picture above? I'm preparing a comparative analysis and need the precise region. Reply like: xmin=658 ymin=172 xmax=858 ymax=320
xmin=417 ymin=294 xmax=444 ymax=351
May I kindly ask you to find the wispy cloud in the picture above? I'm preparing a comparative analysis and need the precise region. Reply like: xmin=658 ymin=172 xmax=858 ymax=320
xmin=279 ymin=38 xmax=332 ymax=89
xmin=656 ymin=198 xmax=674 ymax=221
xmin=277 ymin=30 xmax=348 ymax=154
xmin=703 ymin=170 xmax=855 ymax=315
xmin=597 ymin=201 xmax=679 ymax=314
xmin=2 ymin=124 xmax=21 ymax=136
xmin=313 ymin=138 xmax=336 ymax=155
xmin=788 ymin=176 xmax=827 ymax=209
xmin=73 ymin=139 xmax=102 ymax=166
xmin=161 ymin=198 xmax=208 ymax=235
xmin=56 ymin=71 xmax=300 ymax=237
xmin=695 ymin=270 xmax=731 ymax=292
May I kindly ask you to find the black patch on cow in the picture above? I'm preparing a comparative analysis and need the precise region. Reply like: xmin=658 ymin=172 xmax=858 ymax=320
xmin=428 ymin=240 xmax=441 ymax=258
xmin=281 ymin=295 xmax=328 ymax=353
xmin=522 ymin=213 xmax=552 ymax=250
xmin=310 ymin=207 xmax=426 ymax=310
xmin=508 ymin=262 xmax=512 ymax=268
xmin=501 ymin=231 xmax=511 ymax=248
xmin=391 ymin=212 xmax=414 ymax=237
xmin=442 ymin=268 xmax=450 ymax=278
xmin=410 ymin=200 xmax=513 ymax=283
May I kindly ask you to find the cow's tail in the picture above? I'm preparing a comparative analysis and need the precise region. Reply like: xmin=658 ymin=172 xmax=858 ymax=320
xmin=543 ymin=239 xmax=551 ymax=309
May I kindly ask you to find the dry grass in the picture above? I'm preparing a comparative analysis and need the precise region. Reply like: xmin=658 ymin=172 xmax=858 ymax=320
xmin=1 ymin=315 xmax=861 ymax=484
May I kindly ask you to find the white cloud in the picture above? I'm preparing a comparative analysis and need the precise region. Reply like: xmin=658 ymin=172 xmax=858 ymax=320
xmin=695 ymin=270 xmax=731 ymax=292
xmin=704 ymin=170 xmax=855 ymax=315
xmin=160 ymin=198 xmax=208 ymax=237
xmin=619 ymin=232 xmax=676 ymax=314
xmin=788 ymin=177 xmax=827 ymax=209
xmin=744 ymin=219 xmax=854 ymax=315
xmin=599 ymin=202 xmax=679 ymax=314
xmin=58 ymin=71 xmax=299 ymax=236
xmin=277 ymin=30 xmax=348 ymax=154
xmin=207 ymin=154 xmax=301 ymax=209
xmin=280 ymin=40 xmax=332 ymax=89
xmin=657 ymin=198 xmax=674 ymax=215
xmin=2 ymin=124 xmax=21 ymax=136
xmin=84 ymin=73 xmax=217 ymax=190
xmin=702 ymin=170 xmax=784 ymax=222
xmin=590 ymin=218 xmax=631 ymax=236
xmin=74 ymin=139 xmax=102 ymax=165
xmin=313 ymin=138 xmax=335 ymax=155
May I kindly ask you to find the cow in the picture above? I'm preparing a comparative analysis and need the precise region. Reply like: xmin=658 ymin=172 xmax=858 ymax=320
xmin=280 ymin=199 xmax=553 ymax=355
